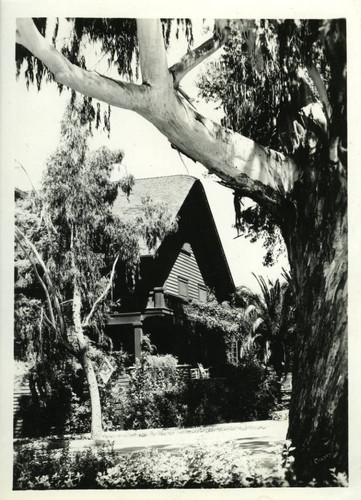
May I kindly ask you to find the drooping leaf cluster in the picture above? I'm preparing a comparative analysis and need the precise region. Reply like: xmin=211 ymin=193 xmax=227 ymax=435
xmin=16 ymin=18 xmax=139 ymax=89
xmin=197 ymin=19 xmax=345 ymax=153
xmin=234 ymin=201 xmax=286 ymax=267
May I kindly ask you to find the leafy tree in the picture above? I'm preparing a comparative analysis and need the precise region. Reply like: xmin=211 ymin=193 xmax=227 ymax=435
xmin=15 ymin=17 xmax=348 ymax=480
xmin=15 ymin=100 xmax=175 ymax=437
xmin=15 ymin=104 xmax=135 ymax=437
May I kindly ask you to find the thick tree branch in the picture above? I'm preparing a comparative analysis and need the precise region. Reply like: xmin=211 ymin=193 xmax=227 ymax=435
xmin=137 ymin=19 xmax=171 ymax=87
xmin=83 ymin=254 xmax=120 ymax=328
xmin=139 ymin=92 xmax=299 ymax=208
xmin=170 ymin=20 xmax=231 ymax=88
xmin=16 ymin=18 xmax=149 ymax=111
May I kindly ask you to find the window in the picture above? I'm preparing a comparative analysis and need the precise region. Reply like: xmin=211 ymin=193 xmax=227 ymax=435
xmin=178 ymin=277 xmax=189 ymax=298
xmin=181 ymin=242 xmax=192 ymax=255
xmin=227 ymin=340 xmax=239 ymax=366
xmin=198 ymin=284 xmax=207 ymax=303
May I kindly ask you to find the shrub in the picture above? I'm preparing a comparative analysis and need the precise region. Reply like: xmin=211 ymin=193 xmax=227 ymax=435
xmin=14 ymin=444 xmax=116 ymax=489
xmin=17 ymin=367 xmax=88 ymax=438
xmin=13 ymin=439 xmax=348 ymax=489
xmin=96 ymin=443 xmax=289 ymax=488
xmin=68 ymin=351 xmax=280 ymax=431
xmin=119 ymin=354 xmax=187 ymax=430
xmin=223 ymin=359 xmax=281 ymax=422
xmin=182 ymin=355 xmax=281 ymax=427
xmin=182 ymin=379 xmax=229 ymax=426
xmin=14 ymin=441 xmax=289 ymax=489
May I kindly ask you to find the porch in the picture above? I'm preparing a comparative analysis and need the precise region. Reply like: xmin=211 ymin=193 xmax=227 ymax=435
xmin=107 ymin=286 xmax=173 ymax=361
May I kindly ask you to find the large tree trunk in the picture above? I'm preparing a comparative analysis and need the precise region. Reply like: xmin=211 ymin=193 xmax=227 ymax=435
xmin=282 ymin=156 xmax=348 ymax=482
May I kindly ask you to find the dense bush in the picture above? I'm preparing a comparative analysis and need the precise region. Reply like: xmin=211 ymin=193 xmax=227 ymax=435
xmin=16 ymin=360 xmax=91 ymax=437
xmin=17 ymin=352 xmax=281 ymax=436
xmin=112 ymin=352 xmax=280 ymax=430
xmin=119 ymin=354 xmax=187 ymax=430
xmin=183 ymin=379 xmax=228 ymax=426
xmin=183 ymin=358 xmax=281 ymax=427
xmin=14 ymin=442 xmax=290 ymax=489
xmin=13 ymin=445 xmax=116 ymax=489
xmin=97 ymin=443 xmax=289 ymax=488
xmin=223 ymin=357 xmax=282 ymax=422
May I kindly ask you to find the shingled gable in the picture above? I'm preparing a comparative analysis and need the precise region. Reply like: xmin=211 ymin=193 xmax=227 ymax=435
xmin=112 ymin=175 xmax=235 ymax=301
xmin=113 ymin=175 xmax=195 ymax=225
xmin=112 ymin=175 xmax=196 ymax=255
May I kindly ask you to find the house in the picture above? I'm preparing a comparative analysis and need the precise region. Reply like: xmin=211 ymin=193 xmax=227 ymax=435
xmin=107 ymin=175 xmax=235 ymax=372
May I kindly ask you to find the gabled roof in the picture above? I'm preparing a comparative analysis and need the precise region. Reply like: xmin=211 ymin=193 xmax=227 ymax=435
xmin=112 ymin=175 xmax=197 ymax=224
xmin=112 ymin=174 xmax=235 ymax=301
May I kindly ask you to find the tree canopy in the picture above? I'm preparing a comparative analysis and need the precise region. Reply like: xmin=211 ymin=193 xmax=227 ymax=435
xmin=14 ymin=98 xmax=178 ymax=436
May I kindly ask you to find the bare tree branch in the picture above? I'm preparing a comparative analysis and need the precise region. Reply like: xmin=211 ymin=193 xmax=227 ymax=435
xmin=170 ymin=21 xmax=231 ymax=88
xmin=83 ymin=254 xmax=120 ymax=328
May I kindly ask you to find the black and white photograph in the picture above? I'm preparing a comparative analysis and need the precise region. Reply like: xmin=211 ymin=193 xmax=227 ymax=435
xmin=1 ymin=1 xmax=360 ymax=498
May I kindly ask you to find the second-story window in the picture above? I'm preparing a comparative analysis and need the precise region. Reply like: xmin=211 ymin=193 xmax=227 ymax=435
xmin=178 ymin=276 xmax=189 ymax=298
xmin=198 ymin=284 xmax=207 ymax=303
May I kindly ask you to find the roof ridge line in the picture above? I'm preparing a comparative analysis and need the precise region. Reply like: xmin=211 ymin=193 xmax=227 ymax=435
xmin=125 ymin=174 xmax=199 ymax=182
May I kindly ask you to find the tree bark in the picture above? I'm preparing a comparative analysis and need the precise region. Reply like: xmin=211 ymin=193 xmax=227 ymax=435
xmin=73 ymin=282 xmax=103 ymax=438
xmin=281 ymin=156 xmax=348 ymax=481
xmin=81 ymin=350 xmax=103 ymax=439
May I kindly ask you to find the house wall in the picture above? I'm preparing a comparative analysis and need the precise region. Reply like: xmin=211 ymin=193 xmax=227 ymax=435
xmin=163 ymin=243 xmax=207 ymax=302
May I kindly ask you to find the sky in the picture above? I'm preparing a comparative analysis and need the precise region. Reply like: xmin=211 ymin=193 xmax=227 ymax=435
xmin=12 ymin=18 xmax=290 ymax=293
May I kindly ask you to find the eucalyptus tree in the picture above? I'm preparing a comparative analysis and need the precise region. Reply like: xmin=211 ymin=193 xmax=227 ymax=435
xmin=15 ymin=102 xmax=134 ymax=437
xmin=15 ymin=101 xmax=175 ymax=437
xmin=16 ymin=17 xmax=347 ymax=480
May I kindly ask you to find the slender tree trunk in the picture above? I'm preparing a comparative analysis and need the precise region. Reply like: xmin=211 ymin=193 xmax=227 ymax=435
xmin=282 ymin=156 xmax=348 ymax=481
xmin=73 ymin=284 xmax=103 ymax=438
xmin=81 ymin=351 xmax=103 ymax=439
